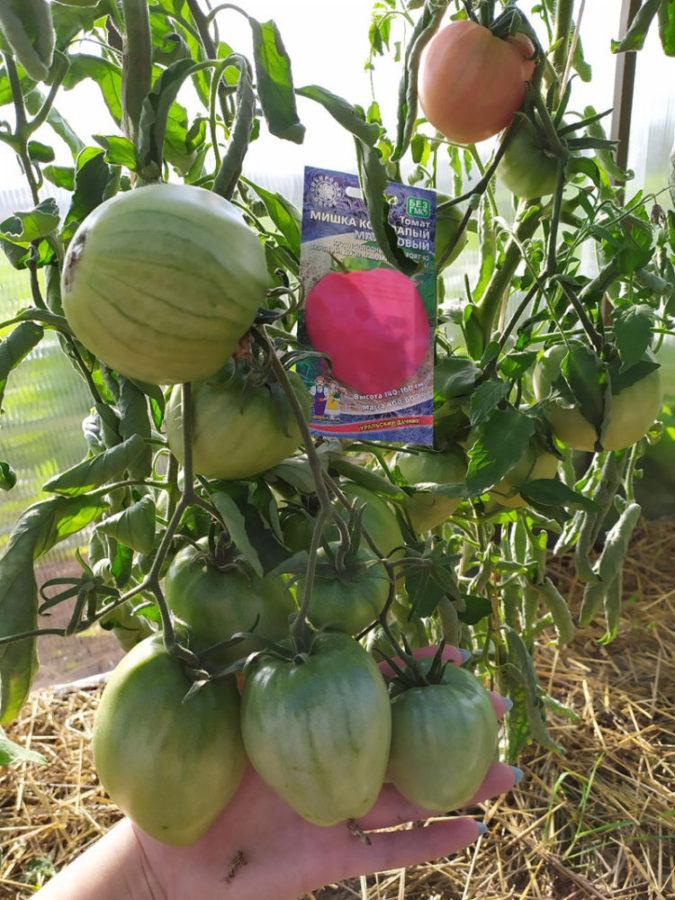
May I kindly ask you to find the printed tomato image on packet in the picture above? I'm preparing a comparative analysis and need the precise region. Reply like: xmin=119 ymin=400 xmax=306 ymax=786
xmin=298 ymin=167 xmax=437 ymax=445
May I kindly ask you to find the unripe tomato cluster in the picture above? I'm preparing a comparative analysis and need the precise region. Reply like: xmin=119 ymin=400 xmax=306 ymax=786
xmin=93 ymin=630 xmax=498 ymax=843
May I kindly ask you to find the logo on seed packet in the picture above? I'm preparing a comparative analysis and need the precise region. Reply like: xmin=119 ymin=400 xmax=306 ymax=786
xmin=298 ymin=166 xmax=437 ymax=445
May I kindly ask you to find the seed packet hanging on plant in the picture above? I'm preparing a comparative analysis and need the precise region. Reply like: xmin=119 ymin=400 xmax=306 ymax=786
xmin=298 ymin=166 xmax=437 ymax=445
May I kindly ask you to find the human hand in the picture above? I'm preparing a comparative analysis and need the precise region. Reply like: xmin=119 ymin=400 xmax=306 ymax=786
xmin=132 ymin=646 xmax=519 ymax=900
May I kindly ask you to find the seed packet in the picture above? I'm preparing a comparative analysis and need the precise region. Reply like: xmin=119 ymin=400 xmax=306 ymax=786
xmin=297 ymin=166 xmax=437 ymax=445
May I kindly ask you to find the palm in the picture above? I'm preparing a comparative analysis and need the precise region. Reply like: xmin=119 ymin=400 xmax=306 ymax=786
xmin=134 ymin=688 xmax=515 ymax=900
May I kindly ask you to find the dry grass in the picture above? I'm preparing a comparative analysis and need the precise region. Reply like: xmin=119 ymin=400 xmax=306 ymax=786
xmin=1 ymin=522 xmax=674 ymax=899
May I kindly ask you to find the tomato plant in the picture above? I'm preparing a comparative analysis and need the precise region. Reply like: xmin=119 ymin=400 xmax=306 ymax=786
xmin=0 ymin=0 xmax=671 ymax=849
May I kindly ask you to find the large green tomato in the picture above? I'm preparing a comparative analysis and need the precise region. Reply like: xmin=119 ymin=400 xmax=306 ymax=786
xmin=298 ymin=544 xmax=390 ymax=635
xmin=436 ymin=195 xmax=468 ymax=270
xmin=166 ymin=366 xmax=311 ymax=479
xmin=395 ymin=447 xmax=467 ymax=532
xmin=490 ymin=445 xmax=559 ymax=509
xmin=164 ymin=540 xmax=294 ymax=664
xmin=62 ymin=184 xmax=268 ymax=385
xmin=241 ymin=632 xmax=391 ymax=825
xmin=388 ymin=663 xmax=498 ymax=811
xmin=533 ymin=345 xmax=663 ymax=452
xmin=93 ymin=636 xmax=245 ymax=845
xmin=498 ymin=126 xmax=559 ymax=200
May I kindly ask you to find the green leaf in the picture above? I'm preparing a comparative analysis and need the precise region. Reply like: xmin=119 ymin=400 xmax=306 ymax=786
xmin=43 ymin=434 xmax=146 ymax=496
xmin=249 ymin=18 xmax=304 ymax=143
xmin=536 ymin=577 xmax=576 ymax=645
xmin=504 ymin=626 xmax=562 ymax=752
xmin=331 ymin=458 xmax=405 ymax=499
xmin=244 ymin=177 xmax=301 ymax=258
xmin=0 ymin=461 xmax=16 ymax=491
xmin=472 ymin=195 xmax=496 ymax=302
xmin=354 ymin=139 xmax=418 ymax=276
xmin=266 ymin=456 xmax=317 ymax=494
xmin=0 ymin=0 xmax=54 ymax=82
xmin=62 ymin=54 xmax=122 ymax=124
xmin=659 ymin=0 xmax=675 ymax=55
xmin=500 ymin=350 xmax=538 ymax=380
xmin=0 ymin=322 xmax=44 ymax=410
xmin=0 ymin=727 xmax=45 ymax=766
xmin=559 ymin=344 xmax=607 ymax=438
xmin=0 ymin=495 xmax=108 ymax=723
xmin=93 ymin=134 xmax=138 ymax=170
xmin=213 ymin=56 xmax=256 ymax=200
xmin=466 ymin=408 xmax=535 ymax=494
xmin=117 ymin=378 xmax=152 ymax=479
xmin=612 ymin=0 xmax=660 ymax=52
xmin=24 ymin=85 xmax=85 ymax=157
xmin=211 ymin=490 xmax=264 ymax=577
xmin=43 ymin=165 xmax=74 ymax=189
xmin=434 ymin=356 xmax=481 ymax=399
xmin=468 ymin=379 xmax=509 ymax=426
xmin=97 ymin=496 xmax=156 ymax=556
xmin=296 ymin=85 xmax=380 ymax=146
xmin=611 ymin=357 xmax=660 ymax=393
xmin=457 ymin=593 xmax=492 ymax=625
xmin=62 ymin=147 xmax=114 ymax=244
xmin=136 ymin=57 xmax=196 ymax=180
xmin=0 ymin=199 xmax=60 ymax=243
xmin=27 ymin=140 xmax=55 ymax=163
xmin=519 ymin=478 xmax=599 ymax=513
xmin=391 ymin=1 xmax=446 ymax=160
xmin=613 ymin=304 xmax=654 ymax=370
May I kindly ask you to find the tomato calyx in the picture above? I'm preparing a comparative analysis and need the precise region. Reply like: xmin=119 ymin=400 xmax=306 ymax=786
xmin=375 ymin=636 xmax=453 ymax=696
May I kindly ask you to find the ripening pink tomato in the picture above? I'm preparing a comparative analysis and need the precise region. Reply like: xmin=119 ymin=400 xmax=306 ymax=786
xmin=418 ymin=20 xmax=535 ymax=145
xmin=304 ymin=268 xmax=430 ymax=394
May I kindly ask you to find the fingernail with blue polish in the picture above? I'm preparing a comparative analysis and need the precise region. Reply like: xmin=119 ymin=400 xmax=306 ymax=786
xmin=477 ymin=821 xmax=489 ymax=836
xmin=502 ymin=696 xmax=513 ymax=713
xmin=511 ymin=766 xmax=524 ymax=785
xmin=459 ymin=648 xmax=472 ymax=664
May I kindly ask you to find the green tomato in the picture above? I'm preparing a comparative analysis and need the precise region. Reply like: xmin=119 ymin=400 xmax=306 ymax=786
xmin=93 ymin=636 xmax=245 ymax=845
xmin=298 ymin=544 xmax=391 ymax=635
xmin=490 ymin=445 xmax=559 ymax=509
xmin=166 ymin=366 xmax=311 ymax=480
xmin=533 ymin=345 xmax=663 ymax=452
xmin=62 ymin=184 xmax=268 ymax=385
xmin=281 ymin=509 xmax=315 ymax=552
xmin=395 ymin=447 xmax=467 ymax=533
xmin=339 ymin=483 xmax=404 ymax=562
xmin=164 ymin=540 xmax=295 ymax=664
xmin=241 ymin=632 xmax=391 ymax=826
xmin=281 ymin=484 xmax=404 ymax=563
xmin=387 ymin=663 xmax=498 ymax=811
xmin=436 ymin=195 xmax=468 ymax=270
xmin=498 ymin=126 xmax=559 ymax=200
